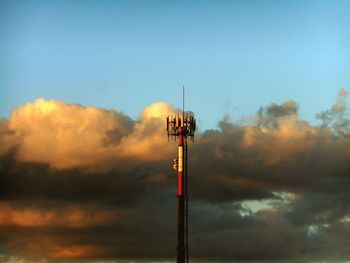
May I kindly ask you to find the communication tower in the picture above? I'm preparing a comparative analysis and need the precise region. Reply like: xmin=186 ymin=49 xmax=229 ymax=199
xmin=166 ymin=87 xmax=196 ymax=263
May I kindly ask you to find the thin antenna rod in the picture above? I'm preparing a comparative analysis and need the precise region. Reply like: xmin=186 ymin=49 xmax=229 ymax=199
xmin=183 ymin=85 xmax=189 ymax=263
xmin=183 ymin=85 xmax=185 ymax=121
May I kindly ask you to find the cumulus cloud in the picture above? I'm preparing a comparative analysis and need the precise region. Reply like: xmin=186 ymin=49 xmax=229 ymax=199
xmin=2 ymin=92 xmax=350 ymax=262
xmin=3 ymin=98 xmax=176 ymax=170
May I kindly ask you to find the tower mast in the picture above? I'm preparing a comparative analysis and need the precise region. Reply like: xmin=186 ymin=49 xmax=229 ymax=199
xmin=167 ymin=88 xmax=196 ymax=263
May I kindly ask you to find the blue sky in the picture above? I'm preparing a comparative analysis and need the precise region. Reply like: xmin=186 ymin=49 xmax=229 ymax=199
xmin=1 ymin=0 xmax=350 ymax=129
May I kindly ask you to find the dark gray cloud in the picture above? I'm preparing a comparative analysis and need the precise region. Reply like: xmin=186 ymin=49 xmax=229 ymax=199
xmin=257 ymin=100 xmax=298 ymax=128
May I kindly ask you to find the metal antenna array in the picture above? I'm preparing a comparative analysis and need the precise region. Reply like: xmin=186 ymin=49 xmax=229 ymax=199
xmin=166 ymin=113 xmax=196 ymax=142
xmin=166 ymin=87 xmax=196 ymax=263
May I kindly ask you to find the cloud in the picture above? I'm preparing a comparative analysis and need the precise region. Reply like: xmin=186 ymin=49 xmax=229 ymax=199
xmin=49 ymin=245 xmax=114 ymax=260
xmin=1 ymin=92 xmax=350 ymax=262
xmin=0 ymin=119 xmax=19 ymax=156
xmin=0 ymin=202 xmax=122 ymax=228
xmin=316 ymin=88 xmax=350 ymax=137
xmin=3 ymin=98 xmax=175 ymax=170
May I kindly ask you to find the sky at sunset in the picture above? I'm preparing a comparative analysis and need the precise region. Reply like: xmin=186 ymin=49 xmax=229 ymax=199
xmin=1 ymin=1 xmax=350 ymax=263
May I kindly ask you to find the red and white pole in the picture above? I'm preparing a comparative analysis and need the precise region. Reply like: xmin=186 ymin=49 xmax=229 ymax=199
xmin=177 ymin=124 xmax=185 ymax=263
xmin=178 ymin=126 xmax=183 ymax=196
xmin=167 ymin=92 xmax=195 ymax=263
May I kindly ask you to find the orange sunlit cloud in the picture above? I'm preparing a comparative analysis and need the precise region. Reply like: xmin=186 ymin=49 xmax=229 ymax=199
xmin=49 ymin=245 xmax=114 ymax=259
xmin=5 ymin=236 xmax=116 ymax=261
xmin=0 ymin=202 xmax=122 ymax=228
xmin=4 ymin=98 xmax=177 ymax=170
xmin=241 ymin=113 xmax=326 ymax=165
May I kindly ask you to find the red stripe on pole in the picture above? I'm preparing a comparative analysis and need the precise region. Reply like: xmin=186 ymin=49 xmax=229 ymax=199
xmin=178 ymin=171 xmax=183 ymax=196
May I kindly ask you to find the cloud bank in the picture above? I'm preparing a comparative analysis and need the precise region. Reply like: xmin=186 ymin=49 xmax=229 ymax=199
xmin=1 ymin=91 xmax=350 ymax=262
